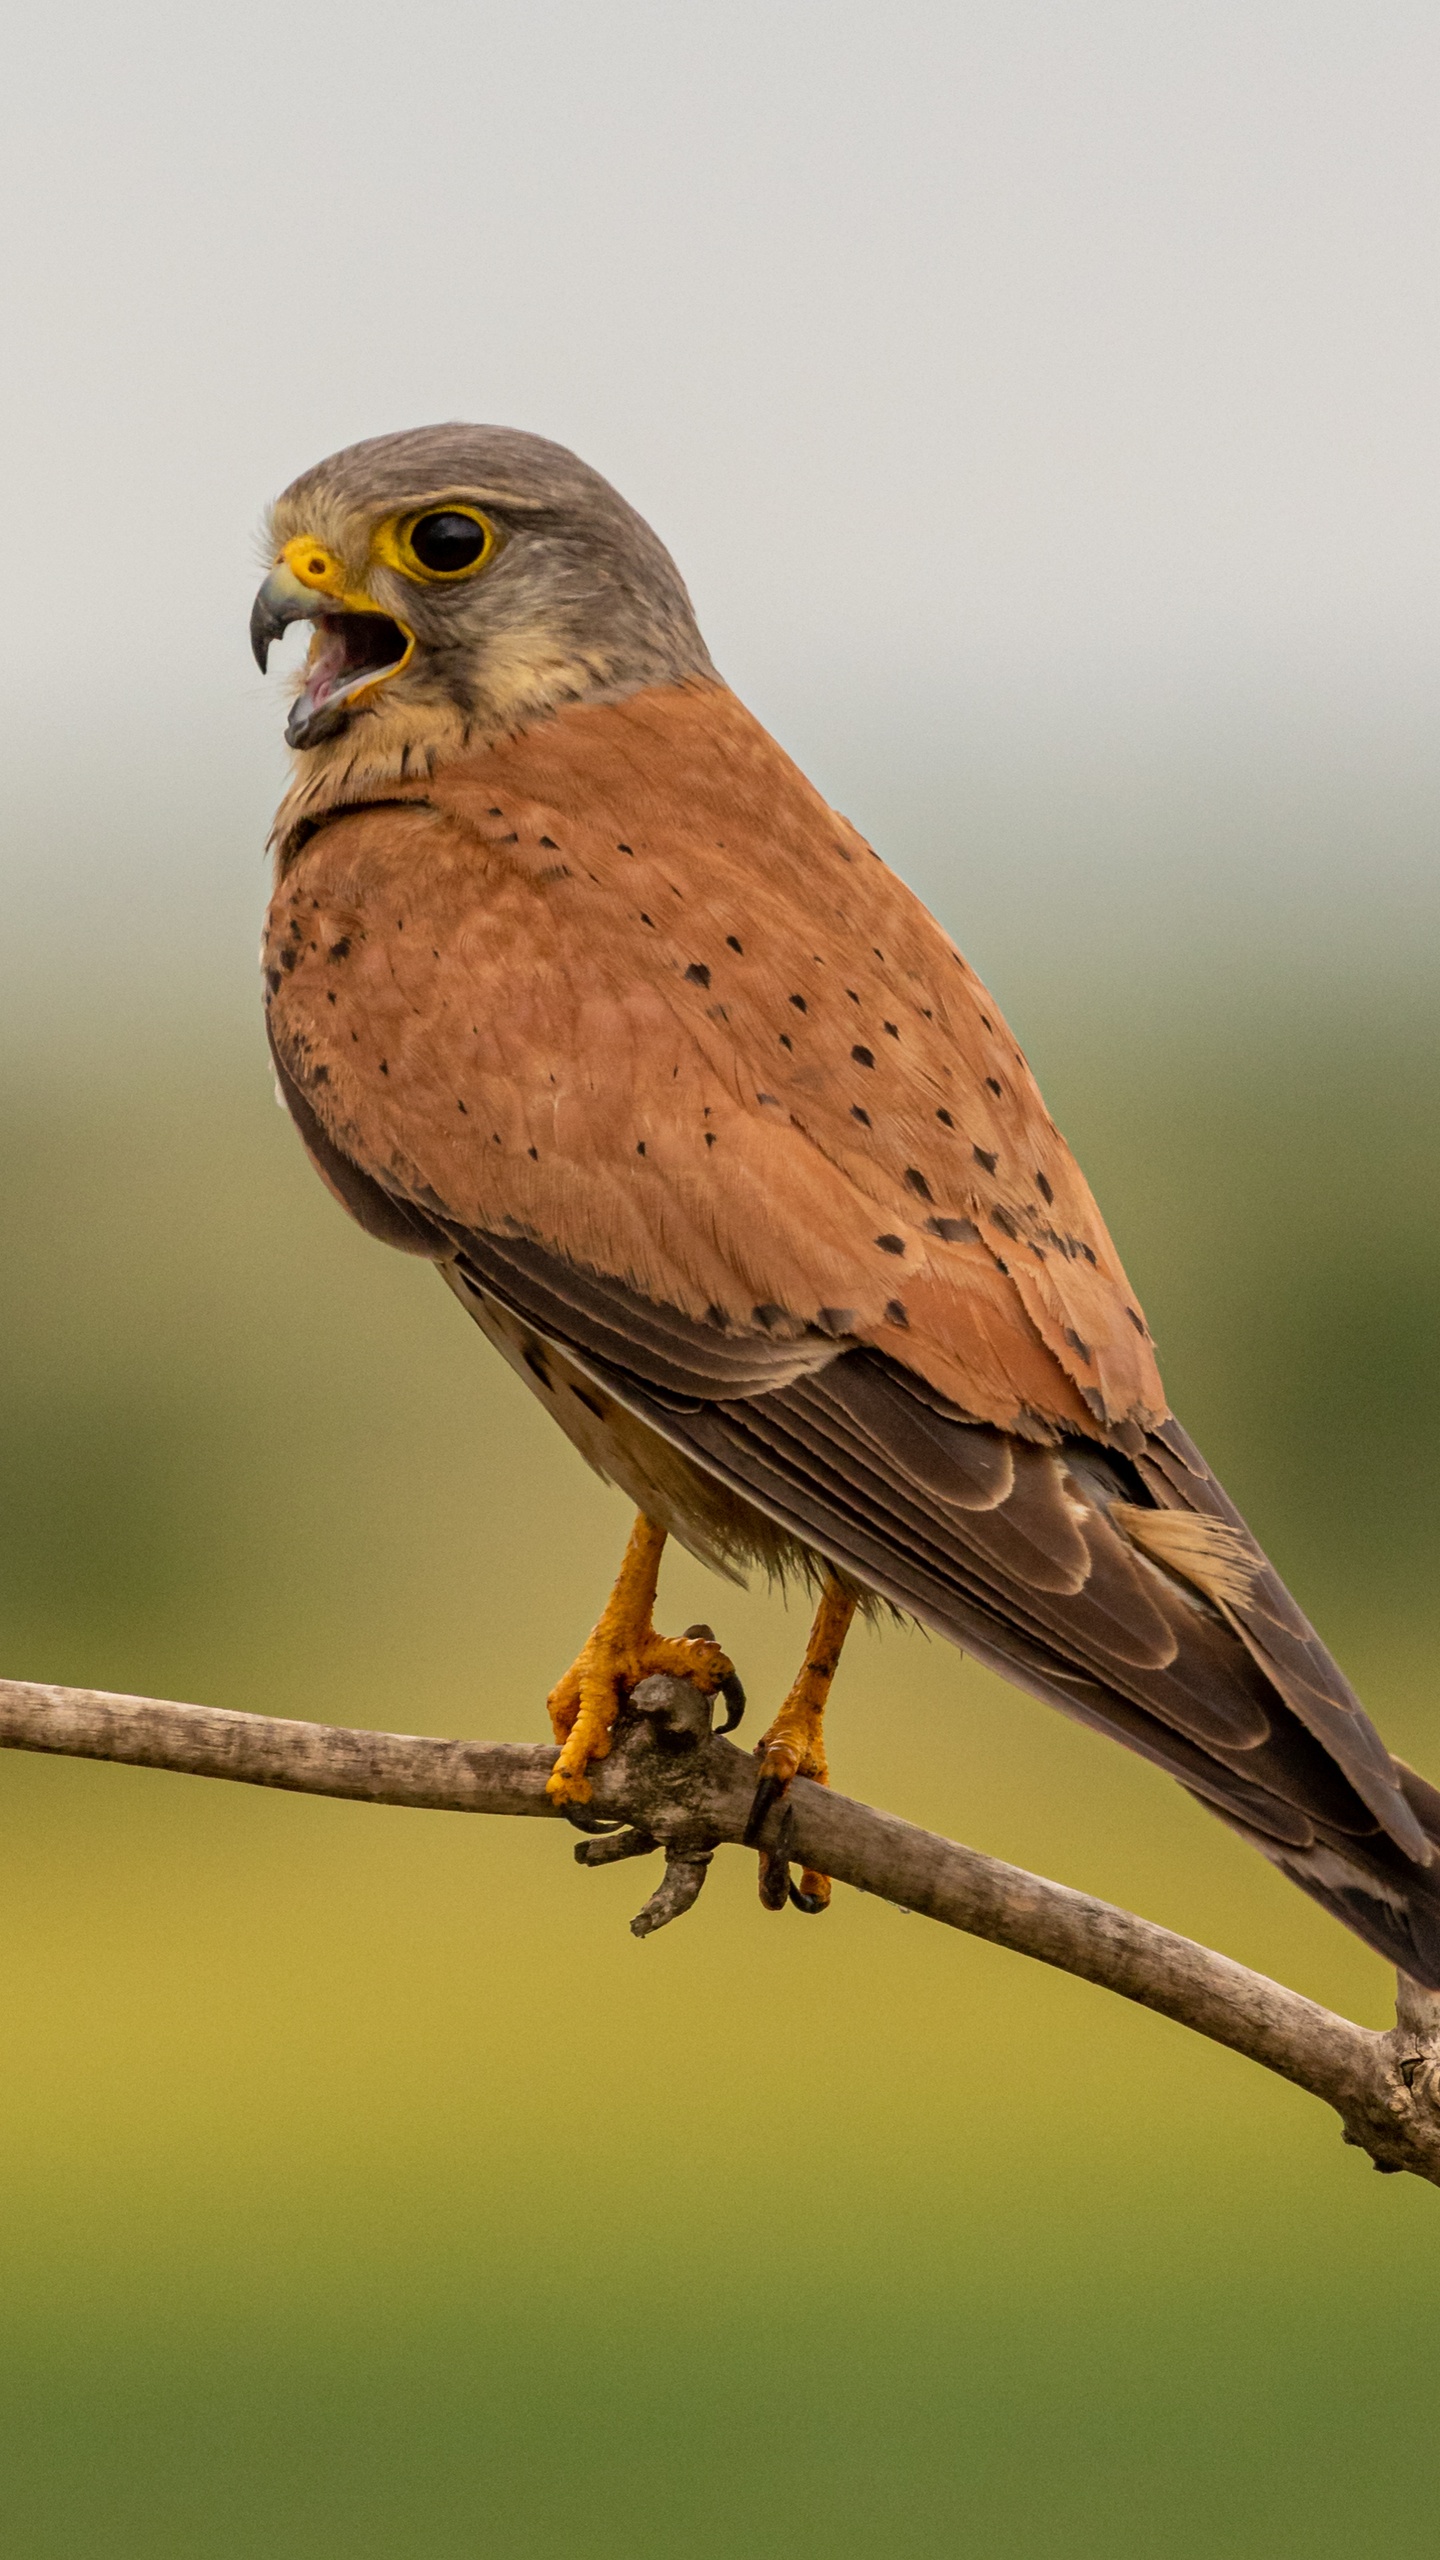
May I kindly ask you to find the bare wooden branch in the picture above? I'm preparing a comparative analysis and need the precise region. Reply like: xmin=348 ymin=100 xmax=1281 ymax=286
xmin=3 ymin=1667 xmax=1439 ymax=2185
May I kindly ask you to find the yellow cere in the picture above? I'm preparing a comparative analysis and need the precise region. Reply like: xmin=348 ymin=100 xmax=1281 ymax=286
xmin=278 ymin=536 xmax=355 ymax=601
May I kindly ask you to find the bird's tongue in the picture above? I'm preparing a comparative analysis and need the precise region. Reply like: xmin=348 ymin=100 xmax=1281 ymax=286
xmin=284 ymin=608 xmax=410 ymax=748
xmin=300 ymin=622 xmax=352 ymax=711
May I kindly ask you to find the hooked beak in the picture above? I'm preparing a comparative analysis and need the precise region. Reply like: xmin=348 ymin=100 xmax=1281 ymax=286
xmin=249 ymin=560 xmax=321 ymax=672
xmin=251 ymin=542 xmax=414 ymax=749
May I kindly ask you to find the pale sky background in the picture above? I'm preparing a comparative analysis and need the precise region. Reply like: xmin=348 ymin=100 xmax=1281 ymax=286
xmin=3 ymin=0 xmax=1439 ymax=1032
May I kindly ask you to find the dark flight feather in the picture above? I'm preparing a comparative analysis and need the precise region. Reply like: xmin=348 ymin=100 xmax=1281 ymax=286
xmin=260 ymin=665 xmax=1440 ymax=1985
xmin=445 ymin=1226 xmax=1440 ymax=1987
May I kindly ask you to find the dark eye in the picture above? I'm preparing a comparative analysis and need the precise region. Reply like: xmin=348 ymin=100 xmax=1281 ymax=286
xmin=408 ymin=511 xmax=489 ymax=574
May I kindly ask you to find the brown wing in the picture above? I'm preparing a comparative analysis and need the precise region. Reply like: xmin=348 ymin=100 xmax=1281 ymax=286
xmin=264 ymin=678 xmax=1440 ymax=1983
xmin=265 ymin=680 xmax=1161 ymax=1442
xmin=436 ymin=1232 xmax=1440 ymax=1986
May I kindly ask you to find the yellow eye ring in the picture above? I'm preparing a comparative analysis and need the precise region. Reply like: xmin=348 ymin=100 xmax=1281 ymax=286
xmin=372 ymin=505 xmax=497 ymax=583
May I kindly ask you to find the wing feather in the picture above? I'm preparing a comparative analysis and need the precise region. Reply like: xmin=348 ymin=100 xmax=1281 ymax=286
xmin=260 ymin=679 xmax=1440 ymax=1979
xmin=264 ymin=682 xmax=1163 ymax=1442
xmin=423 ymin=1225 xmax=1440 ymax=1974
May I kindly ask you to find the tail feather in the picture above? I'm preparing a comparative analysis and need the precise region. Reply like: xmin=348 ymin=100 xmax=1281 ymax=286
xmin=1205 ymin=1770 xmax=1440 ymax=1990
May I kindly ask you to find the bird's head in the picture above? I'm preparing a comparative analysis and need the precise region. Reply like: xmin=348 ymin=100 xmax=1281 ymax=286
xmin=252 ymin=423 xmax=714 ymax=779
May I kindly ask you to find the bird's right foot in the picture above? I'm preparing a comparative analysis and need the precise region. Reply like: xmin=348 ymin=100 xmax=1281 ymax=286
xmin=745 ymin=1578 xmax=858 ymax=1912
xmin=545 ymin=1513 xmax=741 ymax=1804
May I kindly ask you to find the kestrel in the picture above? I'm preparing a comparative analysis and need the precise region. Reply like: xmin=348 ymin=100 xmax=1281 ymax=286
xmin=252 ymin=423 xmax=1440 ymax=1973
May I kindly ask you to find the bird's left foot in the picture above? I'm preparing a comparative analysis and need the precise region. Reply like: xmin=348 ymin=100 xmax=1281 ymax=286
xmin=746 ymin=1579 xmax=858 ymax=1912
xmin=545 ymin=1513 xmax=741 ymax=1804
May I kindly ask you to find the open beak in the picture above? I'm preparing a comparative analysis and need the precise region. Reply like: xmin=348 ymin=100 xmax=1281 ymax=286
xmin=251 ymin=545 xmax=414 ymax=749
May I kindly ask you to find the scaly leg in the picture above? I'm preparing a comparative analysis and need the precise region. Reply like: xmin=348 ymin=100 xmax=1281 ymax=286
xmin=546 ymin=1513 xmax=738 ymax=1805
xmin=745 ymin=1577 xmax=858 ymax=1912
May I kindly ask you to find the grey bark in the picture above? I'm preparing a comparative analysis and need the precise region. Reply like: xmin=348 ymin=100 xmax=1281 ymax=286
xmin=2 ymin=1668 xmax=1439 ymax=2185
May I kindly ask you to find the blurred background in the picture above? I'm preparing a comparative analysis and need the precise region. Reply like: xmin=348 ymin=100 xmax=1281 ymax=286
xmin=3 ymin=3 xmax=1440 ymax=2551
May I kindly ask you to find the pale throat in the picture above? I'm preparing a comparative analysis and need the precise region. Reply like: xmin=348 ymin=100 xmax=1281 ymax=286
xmin=271 ymin=629 xmax=624 ymax=862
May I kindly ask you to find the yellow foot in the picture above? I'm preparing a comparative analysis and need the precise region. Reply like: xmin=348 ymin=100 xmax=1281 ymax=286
xmin=746 ymin=1579 xmax=858 ymax=1913
xmin=546 ymin=1623 xmax=733 ymax=1805
xmin=545 ymin=1514 xmax=737 ymax=1805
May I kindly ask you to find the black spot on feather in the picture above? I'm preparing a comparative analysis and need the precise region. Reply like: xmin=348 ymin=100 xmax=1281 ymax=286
xmin=875 ymin=1233 xmax=905 ymax=1256
xmin=973 ymin=1146 xmax=997 ymax=1173
xmin=685 ymin=961 xmax=711 ymax=987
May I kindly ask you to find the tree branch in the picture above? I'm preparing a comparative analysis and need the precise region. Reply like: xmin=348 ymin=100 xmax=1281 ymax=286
xmin=3 ymin=1668 xmax=1439 ymax=2184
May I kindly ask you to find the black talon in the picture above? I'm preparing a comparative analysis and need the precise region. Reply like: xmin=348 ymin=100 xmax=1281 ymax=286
xmin=715 ymin=1670 xmax=746 ymax=1735
xmin=755 ymin=1802 xmax=796 ymax=1909
xmin=561 ymin=1805 xmax=627 ymax=1836
xmin=744 ymin=1766 xmax=789 ymax=1848
xmin=757 ymin=1841 xmax=792 ymax=1910
xmin=679 ymin=1625 xmax=745 ymax=1736
xmin=788 ymin=1880 xmax=828 ymax=1915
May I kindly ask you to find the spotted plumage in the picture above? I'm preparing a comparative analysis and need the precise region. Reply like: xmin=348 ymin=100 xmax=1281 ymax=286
xmin=254 ymin=422 xmax=1440 ymax=1979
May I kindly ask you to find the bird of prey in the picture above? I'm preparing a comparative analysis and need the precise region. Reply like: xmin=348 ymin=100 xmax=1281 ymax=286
xmin=253 ymin=422 xmax=1440 ymax=1971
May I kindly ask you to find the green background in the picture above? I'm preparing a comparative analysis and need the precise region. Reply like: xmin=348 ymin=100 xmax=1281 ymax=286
xmin=7 ymin=1 xmax=1440 ymax=2544
xmin=2 ymin=934 xmax=1438 ymax=2556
